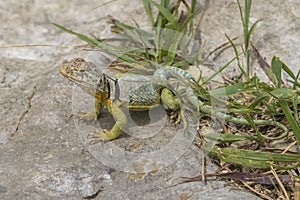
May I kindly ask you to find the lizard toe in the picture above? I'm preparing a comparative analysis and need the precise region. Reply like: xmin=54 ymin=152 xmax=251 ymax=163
xmin=71 ymin=111 xmax=98 ymax=121
xmin=87 ymin=129 xmax=117 ymax=143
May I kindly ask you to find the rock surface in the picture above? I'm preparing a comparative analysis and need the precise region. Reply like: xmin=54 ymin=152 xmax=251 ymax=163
xmin=1 ymin=0 xmax=299 ymax=199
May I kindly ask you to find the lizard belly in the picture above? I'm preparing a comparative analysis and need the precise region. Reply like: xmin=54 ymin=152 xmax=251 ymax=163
xmin=116 ymin=75 xmax=163 ymax=110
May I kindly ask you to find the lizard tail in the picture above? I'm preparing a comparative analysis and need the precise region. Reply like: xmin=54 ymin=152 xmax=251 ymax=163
xmin=199 ymin=103 xmax=288 ymax=140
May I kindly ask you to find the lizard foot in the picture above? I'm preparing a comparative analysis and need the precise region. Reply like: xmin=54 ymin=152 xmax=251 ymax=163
xmin=87 ymin=129 xmax=118 ymax=143
xmin=71 ymin=111 xmax=98 ymax=121
xmin=169 ymin=110 xmax=181 ymax=124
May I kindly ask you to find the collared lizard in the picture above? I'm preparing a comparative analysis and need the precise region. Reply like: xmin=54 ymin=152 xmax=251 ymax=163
xmin=60 ymin=58 xmax=288 ymax=142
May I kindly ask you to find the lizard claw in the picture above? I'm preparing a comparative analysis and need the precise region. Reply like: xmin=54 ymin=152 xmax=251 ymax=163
xmin=87 ymin=129 xmax=114 ymax=144
xmin=169 ymin=110 xmax=181 ymax=124
xmin=71 ymin=111 xmax=98 ymax=122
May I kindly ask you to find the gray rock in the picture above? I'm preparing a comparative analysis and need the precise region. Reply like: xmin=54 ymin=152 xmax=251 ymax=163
xmin=2 ymin=0 xmax=298 ymax=199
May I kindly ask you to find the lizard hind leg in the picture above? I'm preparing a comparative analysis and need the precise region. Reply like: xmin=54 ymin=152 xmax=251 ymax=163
xmin=161 ymin=88 xmax=181 ymax=124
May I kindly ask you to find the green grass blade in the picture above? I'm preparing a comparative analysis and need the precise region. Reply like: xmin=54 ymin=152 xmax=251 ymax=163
xmin=204 ymin=133 xmax=256 ymax=143
xmin=209 ymin=82 xmax=249 ymax=97
xmin=110 ymin=18 xmax=155 ymax=47
xmin=236 ymin=0 xmax=245 ymax=27
xmin=203 ymin=142 xmax=300 ymax=169
xmin=271 ymin=56 xmax=283 ymax=88
xmin=147 ymin=0 xmax=179 ymax=30
xmin=288 ymin=80 xmax=300 ymax=88
xmin=201 ymin=55 xmax=241 ymax=86
xmin=237 ymin=0 xmax=253 ymax=76
xmin=191 ymin=0 xmax=197 ymax=13
xmin=247 ymin=19 xmax=262 ymax=47
xmin=142 ymin=0 xmax=155 ymax=27
xmin=52 ymin=22 xmax=136 ymax=63
xmin=110 ymin=17 xmax=138 ymax=31
xmin=179 ymin=11 xmax=197 ymax=33
xmin=270 ymin=88 xmax=298 ymax=99
xmin=293 ymin=97 xmax=299 ymax=127
xmin=243 ymin=0 xmax=251 ymax=43
xmin=244 ymin=0 xmax=251 ymax=31
xmin=225 ymin=34 xmax=246 ymax=75
xmin=279 ymin=57 xmax=299 ymax=87
xmin=248 ymin=96 xmax=267 ymax=109
xmin=165 ymin=32 xmax=183 ymax=65
xmin=278 ymin=99 xmax=300 ymax=149
xmin=179 ymin=14 xmax=193 ymax=33
xmin=52 ymin=22 xmax=102 ymax=47
xmin=246 ymin=114 xmax=262 ymax=141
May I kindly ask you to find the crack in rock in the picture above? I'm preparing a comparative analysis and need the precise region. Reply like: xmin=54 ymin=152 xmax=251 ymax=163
xmin=15 ymin=85 xmax=36 ymax=133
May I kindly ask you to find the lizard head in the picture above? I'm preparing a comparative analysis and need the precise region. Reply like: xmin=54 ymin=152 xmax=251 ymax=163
xmin=59 ymin=58 xmax=110 ymax=102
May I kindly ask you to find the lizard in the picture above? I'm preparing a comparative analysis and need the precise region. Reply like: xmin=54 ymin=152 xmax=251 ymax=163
xmin=60 ymin=58 xmax=288 ymax=142
xmin=60 ymin=58 xmax=185 ymax=142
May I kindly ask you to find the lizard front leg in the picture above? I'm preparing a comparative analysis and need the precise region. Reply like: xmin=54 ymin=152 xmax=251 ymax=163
xmin=72 ymin=100 xmax=101 ymax=121
xmin=88 ymin=100 xmax=127 ymax=141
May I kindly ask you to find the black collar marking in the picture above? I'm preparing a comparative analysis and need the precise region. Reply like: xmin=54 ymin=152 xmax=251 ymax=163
xmin=114 ymin=78 xmax=120 ymax=100
xmin=104 ymin=74 xmax=119 ymax=100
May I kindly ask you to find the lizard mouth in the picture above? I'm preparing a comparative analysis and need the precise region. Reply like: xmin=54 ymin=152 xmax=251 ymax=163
xmin=59 ymin=64 xmax=69 ymax=78
xmin=59 ymin=61 xmax=76 ymax=80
